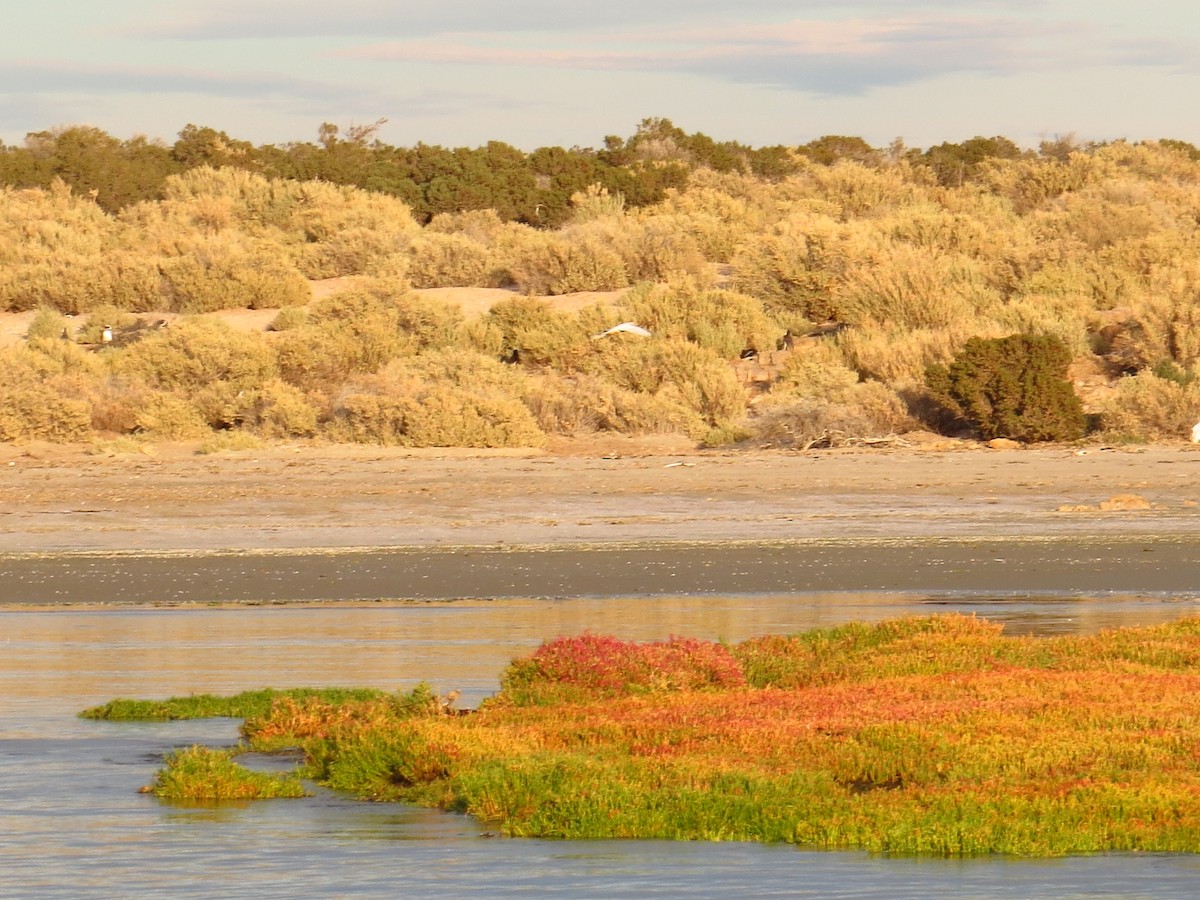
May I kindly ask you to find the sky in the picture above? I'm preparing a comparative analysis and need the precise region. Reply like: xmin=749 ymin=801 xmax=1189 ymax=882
xmin=2 ymin=1 xmax=1198 ymax=152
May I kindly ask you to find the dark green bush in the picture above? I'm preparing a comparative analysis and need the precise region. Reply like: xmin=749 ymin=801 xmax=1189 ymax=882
xmin=925 ymin=334 xmax=1086 ymax=442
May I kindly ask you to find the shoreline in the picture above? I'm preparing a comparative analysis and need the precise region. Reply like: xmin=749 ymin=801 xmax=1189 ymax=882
xmin=3 ymin=441 xmax=1200 ymax=606
xmin=3 ymin=533 xmax=1198 ymax=606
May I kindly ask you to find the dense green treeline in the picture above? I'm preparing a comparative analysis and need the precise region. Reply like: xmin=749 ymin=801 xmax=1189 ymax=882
xmin=8 ymin=116 xmax=1191 ymax=222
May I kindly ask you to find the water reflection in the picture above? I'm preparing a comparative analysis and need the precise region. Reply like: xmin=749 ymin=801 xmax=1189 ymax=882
xmin=3 ymin=594 xmax=1200 ymax=898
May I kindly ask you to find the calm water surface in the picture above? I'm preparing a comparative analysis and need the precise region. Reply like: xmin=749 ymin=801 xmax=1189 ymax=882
xmin=4 ymin=593 xmax=1200 ymax=898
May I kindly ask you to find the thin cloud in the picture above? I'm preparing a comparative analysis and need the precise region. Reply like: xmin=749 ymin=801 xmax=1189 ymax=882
xmin=0 ymin=60 xmax=363 ymax=104
xmin=117 ymin=1 xmax=1024 ymax=41
xmin=341 ymin=15 xmax=1166 ymax=96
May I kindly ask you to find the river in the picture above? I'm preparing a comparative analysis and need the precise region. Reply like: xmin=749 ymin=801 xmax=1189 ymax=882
xmin=5 ymin=587 xmax=1200 ymax=898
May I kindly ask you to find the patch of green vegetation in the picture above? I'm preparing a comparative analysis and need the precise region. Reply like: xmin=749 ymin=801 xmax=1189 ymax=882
xmin=149 ymin=745 xmax=308 ymax=801
xmin=79 ymin=687 xmax=390 ymax=721
xmin=93 ymin=618 xmax=1200 ymax=855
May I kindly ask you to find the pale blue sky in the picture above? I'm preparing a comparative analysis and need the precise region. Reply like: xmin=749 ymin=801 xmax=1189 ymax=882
xmin=3 ymin=1 xmax=1197 ymax=150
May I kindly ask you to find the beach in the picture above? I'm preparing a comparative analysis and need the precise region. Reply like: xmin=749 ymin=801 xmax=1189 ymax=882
xmin=2 ymin=438 xmax=1199 ymax=605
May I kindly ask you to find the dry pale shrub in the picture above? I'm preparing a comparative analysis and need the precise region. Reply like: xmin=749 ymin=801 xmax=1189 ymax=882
xmin=26 ymin=307 xmax=70 ymax=341
xmin=157 ymin=167 xmax=298 ymax=233
xmin=275 ymin=287 xmax=413 ymax=390
xmin=111 ymin=318 xmax=278 ymax=391
xmin=543 ymin=236 xmax=629 ymax=294
xmin=501 ymin=225 xmax=631 ymax=295
xmin=1047 ymin=183 xmax=1173 ymax=253
xmin=405 ymin=232 xmax=499 ymax=288
xmin=294 ymin=186 xmax=419 ymax=279
xmin=269 ymin=306 xmax=309 ymax=332
xmin=729 ymin=212 xmax=866 ymax=323
xmin=0 ymin=181 xmax=116 ymax=264
xmin=477 ymin=295 xmax=594 ymax=368
xmin=991 ymin=293 xmax=1093 ymax=357
xmin=0 ymin=254 xmax=162 ymax=314
xmin=246 ymin=379 xmax=319 ymax=438
xmin=522 ymin=371 xmax=697 ymax=436
xmin=651 ymin=176 xmax=768 ymax=261
xmin=157 ymin=236 xmax=310 ymax=312
xmin=1097 ymin=372 xmax=1200 ymax=440
xmin=618 ymin=282 xmax=779 ymax=359
xmin=519 ymin=371 xmax=605 ymax=434
xmin=0 ymin=350 xmax=94 ymax=442
xmin=808 ymin=161 xmax=930 ymax=218
xmin=20 ymin=336 xmax=105 ymax=379
xmin=276 ymin=327 xmax=392 ymax=392
xmin=569 ymin=184 xmax=627 ymax=222
xmin=425 ymin=208 xmax=511 ymax=242
xmin=0 ymin=381 xmax=92 ymax=442
xmin=615 ymin=217 xmax=708 ymax=284
xmin=155 ymin=168 xmax=420 ymax=280
xmin=133 ymin=393 xmax=210 ymax=440
xmin=388 ymin=291 xmax=465 ymax=351
xmin=832 ymin=243 xmax=998 ymax=330
xmin=1122 ymin=268 xmax=1200 ymax=366
xmin=298 ymin=226 xmax=412 ymax=280
xmin=585 ymin=337 xmax=745 ymax=431
xmin=979 ymin=154 xmax=1100 ymax=214
xmin=326 ymin=350 xmax=545 ymax=448
xmin=86 ymin=375 xmax=154 ymax=434
xmin=404 ymin=388 xmax=546 ymax=448
xmin=748 ymin=391 xmax=907 ymax=448
xmin=770 ymin=342 xmax=860 ymax=400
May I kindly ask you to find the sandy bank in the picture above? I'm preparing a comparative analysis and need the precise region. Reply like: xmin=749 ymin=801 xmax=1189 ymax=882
xmin=2 ymin=440 xmax=1200 ymax=556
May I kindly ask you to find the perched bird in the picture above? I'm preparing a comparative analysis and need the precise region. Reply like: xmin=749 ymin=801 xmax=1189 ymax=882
xmin=592 ymin=322 xmax=652 ymax=339
xmin=1191 ymin=422 xmax=1200 ymax=443
xmin=100 ymin=326 xmax=113 ymax=344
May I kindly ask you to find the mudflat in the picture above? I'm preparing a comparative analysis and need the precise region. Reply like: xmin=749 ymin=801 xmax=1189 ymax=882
xmin=2 ymin=438 xmax=1199 ymax=605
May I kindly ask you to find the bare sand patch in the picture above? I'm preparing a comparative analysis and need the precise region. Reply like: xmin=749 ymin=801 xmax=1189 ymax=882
xmin=3 ymin=440 xmax=1200 ymax=555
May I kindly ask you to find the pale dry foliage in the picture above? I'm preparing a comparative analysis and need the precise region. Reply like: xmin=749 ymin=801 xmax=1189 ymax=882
xmin=6 ymin=141 xmax=1200 ymax=445
xmin=1098 ymin=372 xmax=1200 ymax=440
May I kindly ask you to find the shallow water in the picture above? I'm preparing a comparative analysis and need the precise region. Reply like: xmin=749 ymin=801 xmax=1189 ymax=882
xmin=4 ymin=594 xmax=1200 ymax=898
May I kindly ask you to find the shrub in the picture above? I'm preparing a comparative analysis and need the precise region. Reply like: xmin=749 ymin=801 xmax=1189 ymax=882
xmin=133 ymin=393 xmax=210 ymax=439
xmin=749 ymin=381 xmax=911 ymax=448
xmin=269 ymin=306 xmax=309 ymax=332
xmin=112 ymin=318 xmax=278 ymax=391
xmin=325 ymin=350 xmax=547 ymax=448
xmin=619 ymin=282 xmax=778 ymax=360
xmin=0 ymin=380 xmax=92 ymax=442
xmin=246 ymin=379 xmax=320 ymax=437
xmin=1098 ymin=372 xmax=1200 ymax=440
xmin=26 ymin=306 xmax=69 ymax=341
xmin=926 ymin=333 xmax=1087 ymax=441
xmin=405 ymin=232 xmax=499 ymax=288
xmin=479 ymin=295 xmax=592 ymax=368
xmin=157 ymin=239 xmax=310 ymax=312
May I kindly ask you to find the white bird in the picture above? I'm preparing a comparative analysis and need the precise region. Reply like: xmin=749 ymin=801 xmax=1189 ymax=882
xmin=1191 ymin=422 xmax=1200 ymax=443
xmin=592 ymin=322 xmax=652 ymax=339
xmin=100 ymin=326 xmax=113 ymax=344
